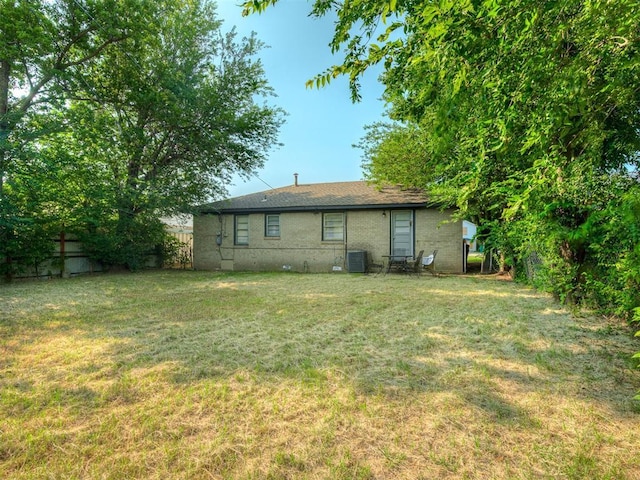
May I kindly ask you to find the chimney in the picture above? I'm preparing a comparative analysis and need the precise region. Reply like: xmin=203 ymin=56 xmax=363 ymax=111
xmin=294 ymin=173 xmax=299 ymax=186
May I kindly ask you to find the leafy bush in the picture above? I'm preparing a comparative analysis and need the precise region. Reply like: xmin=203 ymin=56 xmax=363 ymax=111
xmin=156 ymin=235 xmax=191 ymax=269
xmin=0 ymin=203 xmax=55 ymax=281
xmin=78 ymin=215 xmax=167 ymax=271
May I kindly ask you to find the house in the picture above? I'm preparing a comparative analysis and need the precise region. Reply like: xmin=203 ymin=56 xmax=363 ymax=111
xmin=193 ymin=180 xmax=464 ymax=273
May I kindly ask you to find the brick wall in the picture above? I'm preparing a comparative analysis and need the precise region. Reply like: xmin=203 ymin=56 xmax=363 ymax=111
xmin=194 ymin=211 xmax=345 ymax=272
xmin=193 ymin=207 xmax=463 ymax=273
xmin=415 ymin=208 xmax=462 ymax=273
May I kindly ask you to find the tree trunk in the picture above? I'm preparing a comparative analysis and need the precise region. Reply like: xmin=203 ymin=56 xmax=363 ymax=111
xmin=1 ymin=58 xmax=10 ymax=280
xmin=60 ymin=230 xmax=67 ymax=278
xmin=0 ymin=58 xmax=10 ymax=196
xmin=558 ymin=239 xmax=587 ymax=306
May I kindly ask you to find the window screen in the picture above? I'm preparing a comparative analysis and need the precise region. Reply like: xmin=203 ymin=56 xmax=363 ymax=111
xmin=323 ymin=213 xmax=344 ymax=241
xmin=235 ymin=215 xmax=249 ymax=245
xmin=265 ymin=214 xmax=280 ymax=237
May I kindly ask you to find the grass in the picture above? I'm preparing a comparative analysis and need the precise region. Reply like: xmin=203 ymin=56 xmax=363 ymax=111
xmin=1 ymin=270 xmax=639 ymax=479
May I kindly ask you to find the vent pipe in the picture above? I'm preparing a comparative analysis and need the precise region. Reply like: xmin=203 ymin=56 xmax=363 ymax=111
xmin=294 ymin=172 xmax=299 ymax=186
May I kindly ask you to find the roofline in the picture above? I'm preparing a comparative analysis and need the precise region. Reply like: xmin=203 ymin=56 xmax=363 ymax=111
xmin=198 ymin=202 xmax=432 ymax=215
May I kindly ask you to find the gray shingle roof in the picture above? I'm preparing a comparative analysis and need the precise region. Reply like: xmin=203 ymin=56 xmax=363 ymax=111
xmin=199 ymin=181 xmax=429 ymax=213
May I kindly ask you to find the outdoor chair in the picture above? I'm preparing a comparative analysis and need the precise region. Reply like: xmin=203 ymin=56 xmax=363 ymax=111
xmin=385 ymin=248 xmax=409 ymax=274
xmin=422 ymin=249 xmax=438 ymax=276
xmin=402 ymin=250 xmax=424 ymax=276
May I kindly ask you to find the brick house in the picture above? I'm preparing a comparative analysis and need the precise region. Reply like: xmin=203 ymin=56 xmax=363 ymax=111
xmin=193 ymin=180 xmax=463 ymax=273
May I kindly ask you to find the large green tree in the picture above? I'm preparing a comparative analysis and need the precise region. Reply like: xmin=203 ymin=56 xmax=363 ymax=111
xmin=0 ymin=0 xmax=160 ymax=276
xmin=2 ymin=0 xmax=284 ymax=273
xmin=0 ymin=0 xmax=159 ymax=188
xmin=364 ymin=1 xmax=640 ymax=308
xmin=61 ymin=0 xmax=283 ymax=268
xmin=245 ymin=0 xmax=640 ymax=311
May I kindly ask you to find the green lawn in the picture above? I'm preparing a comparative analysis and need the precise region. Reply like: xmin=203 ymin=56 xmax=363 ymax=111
xmin=1 ymin=271 xmax=639 ymax=479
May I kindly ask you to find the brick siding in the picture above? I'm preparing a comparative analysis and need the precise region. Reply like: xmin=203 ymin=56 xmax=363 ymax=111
xmin=193 ymin=208 xmax=463 ymax=273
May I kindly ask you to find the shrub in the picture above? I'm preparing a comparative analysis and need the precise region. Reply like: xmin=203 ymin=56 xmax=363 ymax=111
xmin=0 ymin=207 xmax=54 ymax=281
xmin=77 ymin=215 xmax=167 ymax=271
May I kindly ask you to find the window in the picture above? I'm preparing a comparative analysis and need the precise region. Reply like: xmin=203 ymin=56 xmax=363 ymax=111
xmin=265 ymin=214 xmax=280 ymax=237
xmin=235 ymin=215 xmax=249 ymax=245
xmin=323 ymin=212 xmax=344 ymax=241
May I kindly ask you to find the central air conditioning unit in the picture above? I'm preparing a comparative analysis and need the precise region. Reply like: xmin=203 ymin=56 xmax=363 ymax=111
xmin=346 ymin=250 xmax=367 ymax=273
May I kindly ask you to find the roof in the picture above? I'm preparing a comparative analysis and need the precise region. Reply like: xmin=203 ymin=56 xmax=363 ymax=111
xmin=198 ymin=181 xmax=430 ymax=214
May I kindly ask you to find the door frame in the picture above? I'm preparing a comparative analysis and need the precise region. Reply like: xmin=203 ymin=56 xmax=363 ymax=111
xmin=390 ymin=210 xmax=414 ymax=257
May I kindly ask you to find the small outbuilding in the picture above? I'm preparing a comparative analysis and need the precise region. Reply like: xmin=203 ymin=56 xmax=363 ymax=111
xmin=193 ymin=180 xmax=463 ymax=273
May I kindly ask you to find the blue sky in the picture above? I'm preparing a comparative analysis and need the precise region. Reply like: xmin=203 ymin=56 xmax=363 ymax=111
xmin=215 ymin=0 xmax=388 ymax=197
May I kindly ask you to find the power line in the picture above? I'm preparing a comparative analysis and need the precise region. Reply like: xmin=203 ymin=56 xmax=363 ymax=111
xmin=253 ymin=173 xmax=275 ymax=190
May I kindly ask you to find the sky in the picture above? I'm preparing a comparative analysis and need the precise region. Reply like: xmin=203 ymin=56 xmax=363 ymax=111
xmin=215 ymin=0 xmax=388 ymax=198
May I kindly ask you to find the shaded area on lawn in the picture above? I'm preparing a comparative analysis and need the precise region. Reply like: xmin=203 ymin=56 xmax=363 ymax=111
xmin=1 ymin=271 xmax=639 ymax=479
xmin=80 ymin=275 xmax=634 ymax=405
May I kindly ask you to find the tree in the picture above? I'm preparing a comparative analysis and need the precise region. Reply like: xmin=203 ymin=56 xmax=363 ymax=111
xmin=78 ymin=0 xmax=283 ymax=215
xmin=245 ymin=0 xmax=640 ymax=306
xmin=1 ymin=0 xmax=284 ymax=273
xmin=0 ymin=0 xmax=162 ymax=276
xmin=0 ymin=0 xmax=160 ymax=187
xmin=4 ymin=0 xmax=284 ymax=270
xmin=71 ymin=0 xmax=283 ymax=268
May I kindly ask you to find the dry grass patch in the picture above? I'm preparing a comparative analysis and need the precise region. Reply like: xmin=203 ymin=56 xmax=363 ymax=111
xmin=1 ymin=270 xmax=639 ymax=479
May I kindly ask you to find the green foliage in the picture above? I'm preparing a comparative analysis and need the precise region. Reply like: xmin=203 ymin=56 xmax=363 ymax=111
xmin=70 ymin=6 xmax=284 ymax=214
xmin=244 ymin=0 xmax=640 ymax=391
xmin=0 ymin=145 xmax=58 ymax=280
xmin=1 ymin=0 xmax=283 ymax=273
xmin=156 ymin=235 xmax=191 ymax=269
xmin=0 ymin=0 xmax=167 ymax=275
xmin=78 ymin=215 xmax=167 ymax=271
xmin=341 ymin=0 xmax=640 ymax=316
xmin=0 ymin=207 xmax=53 ymax=280
xmin=578 ymin=182 xmax=640 ymax=317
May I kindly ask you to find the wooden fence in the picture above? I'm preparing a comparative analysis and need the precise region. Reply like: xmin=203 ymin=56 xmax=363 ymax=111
xmin=165 ymin=228 xmax=193 ymax=269
xmin=8 ymin=229 xmax=193 ymax=279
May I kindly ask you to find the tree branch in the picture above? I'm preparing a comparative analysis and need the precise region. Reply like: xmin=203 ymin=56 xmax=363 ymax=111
xmin=15 ymin=29 xmax=130 ymax=114
xmin=59 ymin=35 xmax=130 ymax=70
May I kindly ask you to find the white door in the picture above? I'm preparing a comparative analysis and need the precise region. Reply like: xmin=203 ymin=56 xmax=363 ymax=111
xmin=391 ymin=210 xmax=413 ymax=256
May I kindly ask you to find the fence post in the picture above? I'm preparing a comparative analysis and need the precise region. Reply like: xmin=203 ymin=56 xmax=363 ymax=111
xmin=60 ymin=230 xmax=68 ymax=278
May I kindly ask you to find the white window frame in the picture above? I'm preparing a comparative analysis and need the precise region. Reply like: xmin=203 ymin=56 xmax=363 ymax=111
xmin=322 ymin=212 xmax=344 ymax=241
xmin=235 ymin=215 xmax=249 ymax=245
xmin=265 ymin=214 xmax=280 ymax=237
